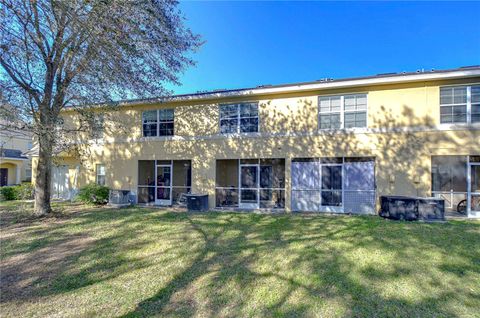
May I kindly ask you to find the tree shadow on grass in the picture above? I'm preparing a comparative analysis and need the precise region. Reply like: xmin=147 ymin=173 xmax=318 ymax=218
xmin=119 ymin=213 xmax=480 ymax=317
xmin=2 ymin=208 xmax=479 ymax=317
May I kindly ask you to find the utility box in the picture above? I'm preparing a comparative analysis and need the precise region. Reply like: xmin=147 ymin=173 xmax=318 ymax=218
xmin=185 ymin=194 xmax=209 ymax=212
xmin=379 ymin=196 xmax=445 ymax=221
xmin=417 ymin=197 xmax=445 ymax=220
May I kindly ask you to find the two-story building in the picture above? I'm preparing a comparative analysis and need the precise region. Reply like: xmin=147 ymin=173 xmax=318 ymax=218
xmin=32 ymin=66 xmax=480 ymax=217
xmin=0 ymin=129 xmax=33 ymax=187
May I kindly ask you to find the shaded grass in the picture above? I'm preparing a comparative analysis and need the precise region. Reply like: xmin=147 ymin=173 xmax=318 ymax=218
xmin=0 ymin=202 xmax=479 ymax=317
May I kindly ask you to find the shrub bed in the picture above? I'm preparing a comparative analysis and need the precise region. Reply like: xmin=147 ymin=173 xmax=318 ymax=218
xmin=77 ymin=183 xmax=109 ymax=205
xmin=0 ymin=183 xmax=35 ymax=201
xmin=0 ymin=186 xmax=19 ymax=201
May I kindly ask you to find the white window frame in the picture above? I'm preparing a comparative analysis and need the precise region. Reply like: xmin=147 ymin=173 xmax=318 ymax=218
xmin=343 ymin=94 xmax=368 ymax=128
xmin=439 ymin=84 xmax=480 ymax=125
xmin=96 ymin=164 xmax=106 ymax=186
xmin=219 ymin=102 xmax=259 ymax=134
xmin=318 ymin=94 xmax=368 ymax=130
xmin=91 ymin=113 xmax=104 ymax=140
xmin=318 ymin=96 xmax=342 ymax=130
xmin=439 ymin=86 xmax=469 ymax=124
xmin=142 ymin=109 xmax=175 ymax=137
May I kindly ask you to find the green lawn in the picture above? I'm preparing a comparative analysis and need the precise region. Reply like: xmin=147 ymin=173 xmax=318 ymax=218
xmin=0 ymin=202 xmax=479 ymax=318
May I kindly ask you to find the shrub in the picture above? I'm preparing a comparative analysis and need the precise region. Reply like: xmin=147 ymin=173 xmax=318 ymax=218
xmin=17 ymin=183 xmax=35 ymax=200
xmin=77 ymin=183 xmax=109 ymax=205
xmin=0 ymin=186 xmax=19 ymax=201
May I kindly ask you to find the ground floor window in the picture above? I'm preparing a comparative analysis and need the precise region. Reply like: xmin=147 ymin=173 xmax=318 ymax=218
xmin=96 ymin=164 xmax=106 ymax=186
xmin=215 ymin=159 xmax=285 ymax=209
xmin=431 ymin=155 xmax=480 ymax=214
xmin=137 ymin=160 xmax=191 ymax=205
xmin=291 ymin=157 xmax=376 ymax=213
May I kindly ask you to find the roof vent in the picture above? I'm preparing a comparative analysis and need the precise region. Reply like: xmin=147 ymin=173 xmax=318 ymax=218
xmin=257 ymin=84 xmax=272 ymax=88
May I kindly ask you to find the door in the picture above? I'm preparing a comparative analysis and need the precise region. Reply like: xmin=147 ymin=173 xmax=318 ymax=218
xmin=52 ymin=165 xmax=70 ymax=199
xmin=469 ymin=163 xmax=480 ymax=214
xmin=240 ymin=164 xmax=259 ymax=209
xmin=156 ymin=164 xmax=172 ymax=205
xmin=0 ymin=168 xmax=8 ymax=186
xmin=320 ymin=164 xmax=343 ymax=212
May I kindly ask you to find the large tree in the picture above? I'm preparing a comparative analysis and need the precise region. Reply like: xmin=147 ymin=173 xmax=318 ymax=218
xmin=0 ymin=0 xmax=201 ymax=215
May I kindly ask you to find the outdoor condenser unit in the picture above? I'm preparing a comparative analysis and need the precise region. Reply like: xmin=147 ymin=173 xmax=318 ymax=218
xmin=185 ymin=194 xmax=209 ymax=212
xmin=109 ymin=190 xmax=134 ymax=206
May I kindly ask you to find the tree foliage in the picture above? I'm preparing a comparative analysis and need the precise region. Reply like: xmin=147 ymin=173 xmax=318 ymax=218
xmin=0 ymin=0 xmax=202 ymax=214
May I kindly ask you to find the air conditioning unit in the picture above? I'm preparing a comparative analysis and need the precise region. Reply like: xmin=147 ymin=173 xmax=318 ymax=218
xmin=109 ymin=190 xmax=134 ymax=207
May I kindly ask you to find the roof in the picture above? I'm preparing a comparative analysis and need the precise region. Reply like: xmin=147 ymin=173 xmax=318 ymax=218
xmin=63 ymin=65 xmax=480 ymax=109
xmin=0 ymin=148 xmax=28 ymax=160
xmin=116 ymin=65 xmax=480 ymax=106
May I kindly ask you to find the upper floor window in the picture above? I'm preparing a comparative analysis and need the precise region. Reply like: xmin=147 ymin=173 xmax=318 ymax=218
xmin=142 ymin=109 xmax=174 ymax=137
xmin=318 ymin=94 xmax=367 ymax=130
xmin=220 ymin=103 xmax=258 ymax=134
xmin=319 ymin=96 xmax=341 ymax=129
xmin=440 ymin=85 xmax=480 ymax=124
xmin=90 ymin=114 xmax=104 ymax=139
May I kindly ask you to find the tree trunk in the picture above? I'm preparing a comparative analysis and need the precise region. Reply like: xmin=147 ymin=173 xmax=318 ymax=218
xmin=34 ymin=134 xmax=53 ymax=216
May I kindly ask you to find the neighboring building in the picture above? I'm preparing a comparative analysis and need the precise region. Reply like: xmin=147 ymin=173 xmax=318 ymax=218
xmin=0 ymin=130 xmax=33 ymax=186
xmin=32 ymin=66 xmax=480 ymax=217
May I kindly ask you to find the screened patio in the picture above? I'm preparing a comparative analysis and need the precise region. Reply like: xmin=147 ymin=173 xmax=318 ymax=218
xmin=215 ymin=159 xmax=285 ymax=210
xmin=137 ymin=160 xmax=191 ymax=205
xmin=291 ymin=157 xmax=376 ymax=214
xmin=431 ymin=155 xmax=480 ymax=217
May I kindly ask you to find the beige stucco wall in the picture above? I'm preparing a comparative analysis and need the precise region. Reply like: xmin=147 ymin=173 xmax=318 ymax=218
xmin=0 ymin=131 xmax=33 ymax=184
xmin=33 ymin=77 xmax=480 ymax=210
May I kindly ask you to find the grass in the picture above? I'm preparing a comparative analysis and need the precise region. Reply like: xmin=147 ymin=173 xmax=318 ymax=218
xmin=0 ymin=201 xmax=479 ymax=317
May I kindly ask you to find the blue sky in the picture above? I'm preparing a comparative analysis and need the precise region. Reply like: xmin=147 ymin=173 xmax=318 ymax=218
xmin=170 ymin=1 xmax=480 ymax=94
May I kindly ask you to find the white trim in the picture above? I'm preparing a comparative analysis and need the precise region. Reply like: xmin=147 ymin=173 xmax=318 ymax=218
xmin=467 ymin=86 xmax=472 ymax=125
